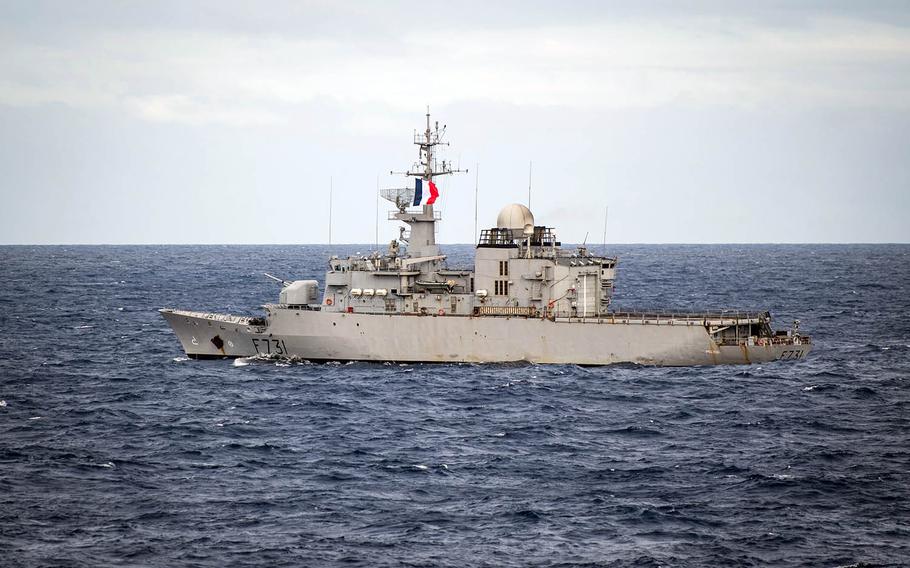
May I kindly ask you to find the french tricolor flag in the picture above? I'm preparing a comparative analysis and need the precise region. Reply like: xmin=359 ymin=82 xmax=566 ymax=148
xmin=412 ymin=179 xmax=439 ymax=206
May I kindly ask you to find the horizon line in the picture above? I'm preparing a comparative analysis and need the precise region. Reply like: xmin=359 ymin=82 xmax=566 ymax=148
xmin=2 ymin=242 xmax=908 ymax=246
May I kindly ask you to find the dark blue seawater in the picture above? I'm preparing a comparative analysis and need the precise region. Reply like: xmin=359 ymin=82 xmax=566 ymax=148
xmin=1 ymin=244 xmax=909 ymax=567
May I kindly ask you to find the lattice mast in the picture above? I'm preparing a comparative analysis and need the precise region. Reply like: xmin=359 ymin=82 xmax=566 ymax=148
xmin=400 ymin=108 xmax=465 ymax=183
xmin=381 ymin=108 xmax=466 ymax=213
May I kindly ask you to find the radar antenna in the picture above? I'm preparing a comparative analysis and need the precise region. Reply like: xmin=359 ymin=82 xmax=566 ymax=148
xmin=380 ymin=186 xmax=417 ymax=212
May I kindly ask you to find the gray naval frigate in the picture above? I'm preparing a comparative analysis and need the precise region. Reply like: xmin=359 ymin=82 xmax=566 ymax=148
xmin=161 ymin=112 xmax=811 ymax=365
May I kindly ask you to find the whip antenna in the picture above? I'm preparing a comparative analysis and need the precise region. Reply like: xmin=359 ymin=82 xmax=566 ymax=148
xmin=328 ymin=176 xmax=333 ymax=245
xmin=528 ymin=161 xmax=532 ymax=209
xmin=474 ymin=163 xmax=479 ymax=243
xmin=375 ymin=175 xmax=380 ymax=252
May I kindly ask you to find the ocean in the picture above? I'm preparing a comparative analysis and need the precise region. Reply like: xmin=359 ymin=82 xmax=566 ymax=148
xmin=1 ymin=244 xmax=908 ymax=567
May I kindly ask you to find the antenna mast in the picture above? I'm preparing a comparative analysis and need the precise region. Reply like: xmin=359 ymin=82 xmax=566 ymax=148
xmin=474 ymin=164 xmax=479 ymax=244
xmin=394 ymin=107 xmax=467 ymax=183
xmin=375 ymin=175 xmax=380 ymax=252
xmin=528 ymin=161 xmax=532 ymax=209
xmin=382 ymin=108 xmax=468 ymax=213
xmin=328 ymin=176 xmax=333 ymax=245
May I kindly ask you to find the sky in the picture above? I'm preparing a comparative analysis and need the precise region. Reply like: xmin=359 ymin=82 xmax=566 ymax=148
xmin=1 ymin=0 xmax=909 ymax=244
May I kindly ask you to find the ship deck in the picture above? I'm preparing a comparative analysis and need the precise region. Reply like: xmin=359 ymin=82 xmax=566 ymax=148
xmin=164 ymin=306 xmax=778 ymax=328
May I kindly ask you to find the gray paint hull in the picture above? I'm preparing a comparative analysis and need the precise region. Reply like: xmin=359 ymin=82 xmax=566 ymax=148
xmin=160 ymin=309 xmax=811 ymax=366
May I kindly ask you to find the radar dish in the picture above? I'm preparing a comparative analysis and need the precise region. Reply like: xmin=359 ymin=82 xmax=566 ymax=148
xmin=381 ymin=187 xmax=417 ymax=212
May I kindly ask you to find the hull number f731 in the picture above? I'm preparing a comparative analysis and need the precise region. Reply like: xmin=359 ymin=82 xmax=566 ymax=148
xmin=779 ymin=349 xmax=804 ymax=360
xmin=251 ymin=338 xmax=289 ymax=355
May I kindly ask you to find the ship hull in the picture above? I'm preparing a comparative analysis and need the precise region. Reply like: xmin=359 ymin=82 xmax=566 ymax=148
xmin=160 ymin=309 xmax=811 ymax=366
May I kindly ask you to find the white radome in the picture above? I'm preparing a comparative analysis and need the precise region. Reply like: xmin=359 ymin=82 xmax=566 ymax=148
xmin=496 ymin=203 xmax=535 ymax=235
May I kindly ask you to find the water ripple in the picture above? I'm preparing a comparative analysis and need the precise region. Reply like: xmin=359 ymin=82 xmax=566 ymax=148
xmin=1 ymin=244 xmax=908 ymax=567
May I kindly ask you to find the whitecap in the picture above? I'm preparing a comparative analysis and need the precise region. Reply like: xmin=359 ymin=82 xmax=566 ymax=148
xmin=28 ymin=416 xmax=41 ymax=420
xmin=413 ymin=464 xmax=428 ymax=470
xmin=0 ymin=400 xmax=6 ymax=407
xmin=803 ymin=385 xmax=818 ymax=391
xmin=75 ymin=325 xmax=94 ymax=330
xmin=97 ymin=462 xmax=115 ymax=468
xmin=172 ymin=357 xmax=189 ymax=363
xmin=233 ymin=358 xmax=251 ymax=367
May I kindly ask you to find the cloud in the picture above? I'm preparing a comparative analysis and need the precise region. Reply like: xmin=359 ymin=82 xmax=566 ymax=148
xmin=2 ymin=10 xmax=910 ymax=129
xmin=128 ymin=94 xmax=281 ymax=126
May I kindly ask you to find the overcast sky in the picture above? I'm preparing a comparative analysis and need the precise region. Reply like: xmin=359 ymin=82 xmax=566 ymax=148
xmin=2 ymin=1 xmax=909 ymax=244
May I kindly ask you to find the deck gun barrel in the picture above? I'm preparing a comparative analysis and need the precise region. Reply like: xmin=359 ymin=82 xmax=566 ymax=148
xmin=263 ymin=273 xmax=292 ymax=287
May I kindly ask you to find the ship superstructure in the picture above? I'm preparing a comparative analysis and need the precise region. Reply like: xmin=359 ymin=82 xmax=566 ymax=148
xmin=160 ymin=112 xmax=811 ymax=365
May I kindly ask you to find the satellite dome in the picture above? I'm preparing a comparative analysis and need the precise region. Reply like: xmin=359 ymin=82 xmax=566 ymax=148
xmin=496 ymin=203 xmax=535 ymax=235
